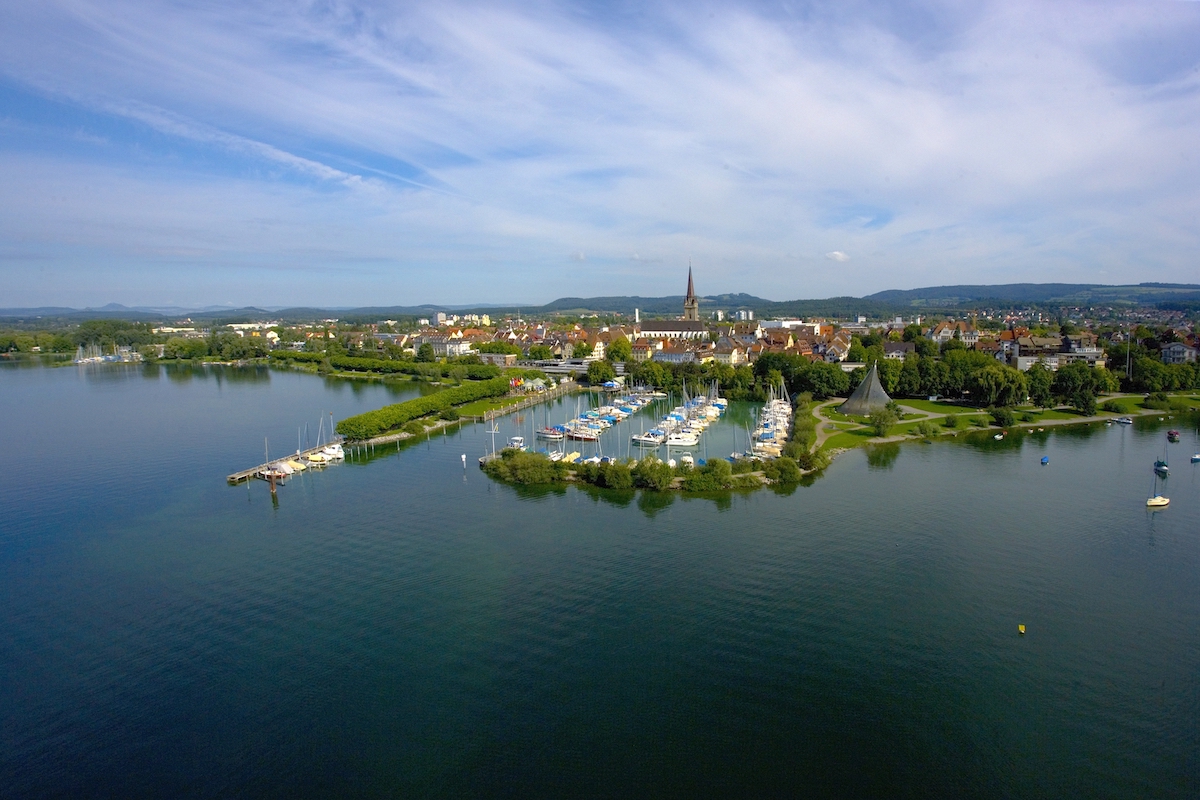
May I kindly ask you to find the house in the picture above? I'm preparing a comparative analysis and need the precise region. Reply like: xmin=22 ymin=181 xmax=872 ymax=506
xmin=713 ymin=337 xmax=747 ymax=365
xmin=652 ymin=342 xmax=697 ymax=364
xmin=825 ymin=336 xmax=851 ymax=362
xmin=637 ymin=320 xmax=709 ymax=340
xmin=929 ymin=321 xmax=979 ymax=346
xmin=763 ymin=329 xmax=794 ymax=349
xmin=477 ymin=352 xmax=517 ymax=366
xmin=1011 ymin=336 xmax=1065 ymax=371
xmin=883 ymin=341 xmax=915 ymax=360
xmin=1162 ymin=342 xmax=1199 ymax=364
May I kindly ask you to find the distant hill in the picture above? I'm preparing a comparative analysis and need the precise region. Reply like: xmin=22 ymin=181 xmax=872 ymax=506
xmin=4 ymin=282 xmax=1199 ymax=324
xmin=865 ymin=282 xmax=1200 ymax=307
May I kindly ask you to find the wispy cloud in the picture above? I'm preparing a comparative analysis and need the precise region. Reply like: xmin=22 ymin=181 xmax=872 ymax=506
xmin=0 ymin=0 xmax=1198 ymax=306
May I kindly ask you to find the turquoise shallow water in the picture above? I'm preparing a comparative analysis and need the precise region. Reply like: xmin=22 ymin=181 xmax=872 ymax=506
xmin=2 ymin=363 xmax=1199 ymax=797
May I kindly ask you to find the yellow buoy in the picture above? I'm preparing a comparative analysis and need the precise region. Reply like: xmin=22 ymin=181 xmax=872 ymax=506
xmin=1018 ymin=624 xmax=1026 ymax=635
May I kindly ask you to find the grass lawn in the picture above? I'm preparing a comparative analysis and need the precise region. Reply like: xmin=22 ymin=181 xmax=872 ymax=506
xmin=822 ymin=430 xmax=877 ymax=450
xmin=1013 ymin=407 xmax=1090 ymax=421
xmin=896 ymin=399 xmax=978 ymax=414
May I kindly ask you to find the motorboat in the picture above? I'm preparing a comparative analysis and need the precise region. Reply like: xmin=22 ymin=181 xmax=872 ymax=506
xmin=679 ymin=453 xmax=695 ymax=467
xmin=631 ymin=429 xmax=666 ymax=447
xmin=1115 ymin=417 xmax=1134 ymax=425
xmin=1154 ymin=459 xmax=1169 ymax=477
xmin=322 ymin=443 xmax=345 ymax=460
xmin=287 ymin=459 xmax=307 ymax=472
xmin=1147 ymin=495 xmax=1170 ymax=508
xmin=1167 ymin=430 xmax=1180 ymax=443
xmin=506 ymin=436 xmax=526 ymax=451
xmin=1191 ymin=453 xmax=1200 ymax=463
xmin=536 ymin=426 xmax=565 ymax=441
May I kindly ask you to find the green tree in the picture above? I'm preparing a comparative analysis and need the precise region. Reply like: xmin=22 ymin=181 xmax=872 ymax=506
xmin=869 ymin=407 xmax=900 ymax=437
xmin=968 ymin=364 xmax=1027 ymax=408
xmin=415 ymin=343 xmax=436 ymax=362
xmin=572 ymin=341 xmax=593 ymax=359
xmin=605 ymin=337 xmax=632 ymax=362
xmin=897 ymin=357 xmax=921 ymax=396
xmin=1026 ymin=363 xmax=1054 ymax=408
xmin=798 ymin=361 xmax=851 ymax=399
xmin=476 ymin=341 xmax=521 ymax=355
xmin=1052 ymin=362 xmax=1103 ymax=414
xmin=528 ymin=344 xmax=553 ymax=360
xmin=586 ymin=359 xmax=616 ymax=384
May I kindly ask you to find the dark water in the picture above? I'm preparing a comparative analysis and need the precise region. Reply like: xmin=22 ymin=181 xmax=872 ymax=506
xmin=2 ymin=364 xmax=1199 ymax=798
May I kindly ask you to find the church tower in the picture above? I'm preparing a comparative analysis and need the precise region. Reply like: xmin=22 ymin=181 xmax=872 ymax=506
xmin=683 ymin=266 xmax=699 ymax=321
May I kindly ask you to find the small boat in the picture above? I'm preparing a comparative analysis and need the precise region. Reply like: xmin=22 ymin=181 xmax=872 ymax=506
xmin=535 ymin=426 xmax=565 ymax=441
xmin=562 ymin=451 xmax=581 ymax=463
xmin=994 ymin=433 xmax=1004 ymax=440
xmin=1155 ymin=459 xmax=1169 ymax=477
xmin=1115 ymin=417 xmax=1134 ymax=425
xmin=1040 ymin=456 xmax=1049 ymax=465
xmin=506 ymin=436 xmax=526 ymax=451
xmin=679 ymin=453 xmax=695 ymax=468
xmin=1018 ymin=624 xmax=1025 ymax=635
xmin=1167 ymin=430 xmax=1180 ymax=443
xmin=1192 ymin=454 xmax=1200 ymax=463
xmin=1147 ymin=495 xmax=1170 ymax=508
xmin=287 ymin=459 xmax=307 ymax=471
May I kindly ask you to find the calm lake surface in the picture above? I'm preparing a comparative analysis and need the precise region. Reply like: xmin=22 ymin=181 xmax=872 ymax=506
xmin=2 ymin=362 xmax=1199 ymax=798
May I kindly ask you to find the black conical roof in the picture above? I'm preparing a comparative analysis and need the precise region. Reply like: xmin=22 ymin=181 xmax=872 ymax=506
xmin=839 ymin=361 xmax=892 ymax=416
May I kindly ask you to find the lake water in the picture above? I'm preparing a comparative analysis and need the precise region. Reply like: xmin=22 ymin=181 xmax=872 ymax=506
xmin=2 ymin=362 xmax=1199 ymax=798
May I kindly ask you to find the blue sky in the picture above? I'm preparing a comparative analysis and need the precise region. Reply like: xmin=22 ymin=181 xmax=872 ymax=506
xmin=1 ymin=0 xmax=1198 ymax=308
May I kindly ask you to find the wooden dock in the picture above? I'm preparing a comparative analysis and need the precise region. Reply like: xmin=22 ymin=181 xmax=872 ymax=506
xmin=226 ymin=438 xmax=344 ymax=484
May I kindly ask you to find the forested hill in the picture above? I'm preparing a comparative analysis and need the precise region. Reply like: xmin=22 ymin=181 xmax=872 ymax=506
xmin=5 ymin=282 xmax=1200 ymax=324
xmin=865 ymin=283 xmax=1200 ymax=307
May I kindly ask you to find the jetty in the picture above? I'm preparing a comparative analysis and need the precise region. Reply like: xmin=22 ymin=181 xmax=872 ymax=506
xmin=226 ymin=438 xmax=344 ymax=484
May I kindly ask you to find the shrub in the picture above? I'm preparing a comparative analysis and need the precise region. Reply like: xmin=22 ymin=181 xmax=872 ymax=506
xmin=484 ymin=450 xmax=567 ymax=484
xmin=681 ymin=458 xmax=734 ymax=492
xmin=439 ymin=408 xmax=460 ymax=421
xmin=942 ymin=414 xmax=959 ymax=428
xmin=633 ymin=457 xmax=675 ymax=491
xmin=794 ymin=449 xmax=831 ymax=472
xmin=402 ymin=420 xmax=426 ymax=435
xmin=762 ymin=457 xmax=802 ymax=484
xmin=730 ymin=458 xmax=757 ymax=474
xmin=1143 ymin=392 xmax=1171 ymax=410
xmin=1020 ymin=412 xmax=1036 ymax=422
xmin=869 ymin=407 xmax=900 ymax=437
xmin=915 ymin=420 xmax=938 ymax=438
xmin=337 ymin=377 xmax=511 ymax=439
xmin=989 ymin=406 xmax=1015 ymax=427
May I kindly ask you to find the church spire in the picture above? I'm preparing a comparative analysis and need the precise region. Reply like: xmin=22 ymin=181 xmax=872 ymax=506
xmin=683 ymin=263 xmax=700 ymax=321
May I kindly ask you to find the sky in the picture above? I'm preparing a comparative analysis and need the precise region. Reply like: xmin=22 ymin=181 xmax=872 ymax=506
xmin=0 ymin=0 xmax=1198 ymax=308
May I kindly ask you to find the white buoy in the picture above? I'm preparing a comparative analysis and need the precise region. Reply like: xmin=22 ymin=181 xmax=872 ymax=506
xmin=461 ymin=453 xmax=467 ymax=468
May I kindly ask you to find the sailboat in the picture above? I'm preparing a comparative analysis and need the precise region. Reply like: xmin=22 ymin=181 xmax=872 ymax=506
xmin=1154 ymin=448 xmax=1169 ymax=478
xmin=1147 ymin=470 xmax=1169 ymax=507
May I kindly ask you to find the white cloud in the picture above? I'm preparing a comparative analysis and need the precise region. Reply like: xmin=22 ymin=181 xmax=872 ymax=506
xmin=826 ymin=251 xmax=851 ymax=262
xmin=0 ymin=0 xmax=1198 ymax=305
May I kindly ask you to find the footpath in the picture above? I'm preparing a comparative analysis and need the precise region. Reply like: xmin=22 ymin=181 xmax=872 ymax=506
xmin=811 ymin=393 xmax=1193 ymax=450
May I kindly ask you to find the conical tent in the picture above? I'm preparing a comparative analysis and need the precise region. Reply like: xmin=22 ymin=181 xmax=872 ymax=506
xmin=839 ymin=362 xmax=892 ymax=415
